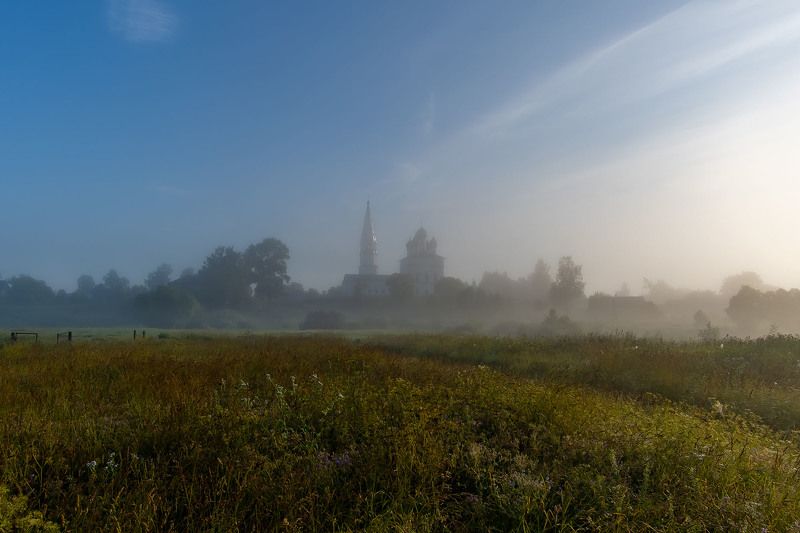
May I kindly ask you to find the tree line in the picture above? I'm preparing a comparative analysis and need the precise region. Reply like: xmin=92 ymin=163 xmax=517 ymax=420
xmin=0 ymin=238 xmax=292 ymax=326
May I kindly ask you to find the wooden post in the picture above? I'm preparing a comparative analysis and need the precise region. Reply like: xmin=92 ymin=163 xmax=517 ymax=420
xmin=68 ymin=331 xmax=72 ymax=342
xmin=142 ymin=330 xmax=147 ymax=339
xmin=133 ymin=329 xmax=137 ymax=340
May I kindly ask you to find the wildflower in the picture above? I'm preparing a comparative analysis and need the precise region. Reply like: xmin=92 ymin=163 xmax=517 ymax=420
xmin=85 ymin=460 xmax=97 ymax=471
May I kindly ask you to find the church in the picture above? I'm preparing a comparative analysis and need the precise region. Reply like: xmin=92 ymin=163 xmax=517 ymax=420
xmin=339 ymin=202 xmax=445 ymax=298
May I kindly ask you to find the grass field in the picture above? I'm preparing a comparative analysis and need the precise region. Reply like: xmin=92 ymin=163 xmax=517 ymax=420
xmin=1 ymin=334 xmax=800 ymax=531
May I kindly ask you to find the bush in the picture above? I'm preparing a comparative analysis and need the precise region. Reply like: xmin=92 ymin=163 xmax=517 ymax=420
xmin=299 ymin=310 xmax=345 ymax=330
xmin=133 ymin=286 xmax=200 ymax=327
xmin=0 ymin=485 xmax=59 ymax=532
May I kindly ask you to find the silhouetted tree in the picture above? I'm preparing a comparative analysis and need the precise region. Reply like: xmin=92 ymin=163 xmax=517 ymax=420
xmin=434 ymin=276 xmax=468 ymax=304
xmin=76 ymin=274 xmax=96 ymax=296
xmin=642 ymin=279 xmax=687 ymax=305
xmin=133 ymin=285 xmax=199 ymax=327
xmin=386 ymin=273 xmax=414 ymax=302
xmin=145 ymin=263 xmax=173 ymax=291
xmin=244 ymin=238 xmax=290 ymax=301
xmin=726 ymin=285 xmax=762 ymax=331
xmin=197 ymin=246 xmax=250 ymax=308
xmin=549 ymin=256 xmax=585 ymax=311
xmin=5 ymin=275 xmax=55 ymax=305
xmin=693 ymin=309 xmax=710 ymax=328
xmin=527 ymin=259 xmax=552 ymax=304
xmin=720 ymin=271 xmax=769 ymax=298
xmin=479 ymin=272 xmax=518 ymax=300
xmin=103 ymin=269 xmax=130 ymax=294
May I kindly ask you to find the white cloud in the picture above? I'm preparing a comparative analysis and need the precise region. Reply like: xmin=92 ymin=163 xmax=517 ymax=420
xmin=108 ymin=0 xmax=177 ymax=43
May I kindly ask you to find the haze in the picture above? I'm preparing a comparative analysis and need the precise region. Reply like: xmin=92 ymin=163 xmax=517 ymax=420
xmin=2 ymin=0 xmax=800 ymax=295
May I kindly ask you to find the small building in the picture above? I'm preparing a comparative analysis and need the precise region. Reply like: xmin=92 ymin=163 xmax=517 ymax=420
xmin=399 ymin=228 xmax=444 ymax=296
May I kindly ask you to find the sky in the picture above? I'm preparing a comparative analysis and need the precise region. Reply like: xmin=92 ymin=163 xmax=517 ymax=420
xmin=2 ymin=0 xmax=800 ymax=294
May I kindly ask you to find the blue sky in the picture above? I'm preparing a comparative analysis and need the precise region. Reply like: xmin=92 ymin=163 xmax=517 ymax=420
xmin=2 ymin=1 xmax=800 ymax=293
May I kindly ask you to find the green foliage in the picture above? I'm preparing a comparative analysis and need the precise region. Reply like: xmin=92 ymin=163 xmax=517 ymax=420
xmin=2 ymin=336 xmax=800 ymax=530
xmin=549 ymin=256 xmax=585 ymax=311
xmin=244 ymin=238 xmax=290 ymax=301
xmin=144 ymin=264 xmax=173 ymax=291
xmin=133 ymin=286 xmax=199 ymax=327
xmin=197 ymin=246 xmax=251 ymax=308
xmin=386 ymin=273 xmax=414 ymax=302
xmin=2 ymin=276 xmax=55 ymax=306
xmin=539 ymin=309 xmax=581 ymax=336
xmin=0 ymin=485 xmax=58 ymax=532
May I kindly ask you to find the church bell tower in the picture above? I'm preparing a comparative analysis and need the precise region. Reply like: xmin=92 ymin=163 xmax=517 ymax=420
xmin=359 ymin=201 xmax=378 ymax=275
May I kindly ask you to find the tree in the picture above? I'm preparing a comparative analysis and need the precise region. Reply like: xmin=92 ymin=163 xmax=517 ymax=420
xmin=726 ymin=285 xmax=763 ymax=331
xmin=386 ymin=273 xmax=414 ymax=302
xmin=103 ymin=270 xmax=130 ymax=293
xmin=145 ymin=263 xmax=173 ymax=291
xmin=549 ymin=256 xmax=585 ymax=311
xmin=197 ymin=246 xmax=250 ymax=308
xmin=4 ymin=275 xmax=55 ymax=305
xmin=244 ymin=238 xmax=290 ymax=301
xmin=527 ymin=260 xmax=552 ymax=304
xmin=434 ymin=276 xmax=468 ymax=304
xmin=539 ymin=309 xmax=581 ymax=336
xmin=133 ymin=285 xmax=199 ymax=327
xmin=720 ymin=271 xmax=769 ymax=298
xmin=615 ymin=283 xmax=631 ymax=297
xmin=693 ymin=309 xmax=710 ymax=328
xmin=478 ymin=272 xmax=518 ymax=300
xmin=76 ymin=274 xmax=96 ymax=296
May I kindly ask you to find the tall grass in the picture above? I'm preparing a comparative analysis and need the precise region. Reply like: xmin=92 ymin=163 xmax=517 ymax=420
xmin=373 ymin=334 xmax=800 ymax=431
xmin=0 ymin=336 xmax=799 ymax=530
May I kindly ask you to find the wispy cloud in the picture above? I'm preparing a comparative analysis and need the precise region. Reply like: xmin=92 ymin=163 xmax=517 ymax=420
xmin=108 ymin=0 xmax=177 ymax=43
xmin=471 ymin=0 xmax=800 ymax=139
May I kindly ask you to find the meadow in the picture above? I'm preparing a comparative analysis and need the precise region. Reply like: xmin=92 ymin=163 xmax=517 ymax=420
xmin=1 ymin=334 xmax=800 ymax=531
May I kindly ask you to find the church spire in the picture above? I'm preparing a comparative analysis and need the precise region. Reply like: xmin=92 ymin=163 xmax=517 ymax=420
xmin=359 ymin=201 xmax=378 ymax=275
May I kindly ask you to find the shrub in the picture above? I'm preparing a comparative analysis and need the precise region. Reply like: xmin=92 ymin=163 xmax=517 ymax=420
xmin=299 ymin=310 xmax=345 ymax=330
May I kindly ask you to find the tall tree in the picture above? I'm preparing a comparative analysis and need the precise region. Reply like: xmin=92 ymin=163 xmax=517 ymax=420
xmin=386 ymin=273 xmax=414 ymax=302
xmin=76 ymin=274 xmax=96 ymax=295
xmin=145 ymin=263 xmax=173 ymax=291
xmin=549 ymin=256 xmax=585 ymax=311
xmin=5 ymin=275 xmax=55 ymax=305
xmin=103 ymin=269 xmax=130 ymax=293
xmin=720 ymin=271 xmax=769 ymax=298
xmin=244 ymin=238 xmax=290 ymax=301
xmin=527 ymin=259 xmax=552 ymax=303
xmin=197 ymin=246 xmax=250 ymax=308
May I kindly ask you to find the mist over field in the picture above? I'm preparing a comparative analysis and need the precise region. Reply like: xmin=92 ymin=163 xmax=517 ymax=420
xmin=2 ymin=0 xmax=800 ymax=337
xmin=3 ymin=1 xmax=800 ymax=291
xmin=7 ymin=4 xmax=800 ymax=531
